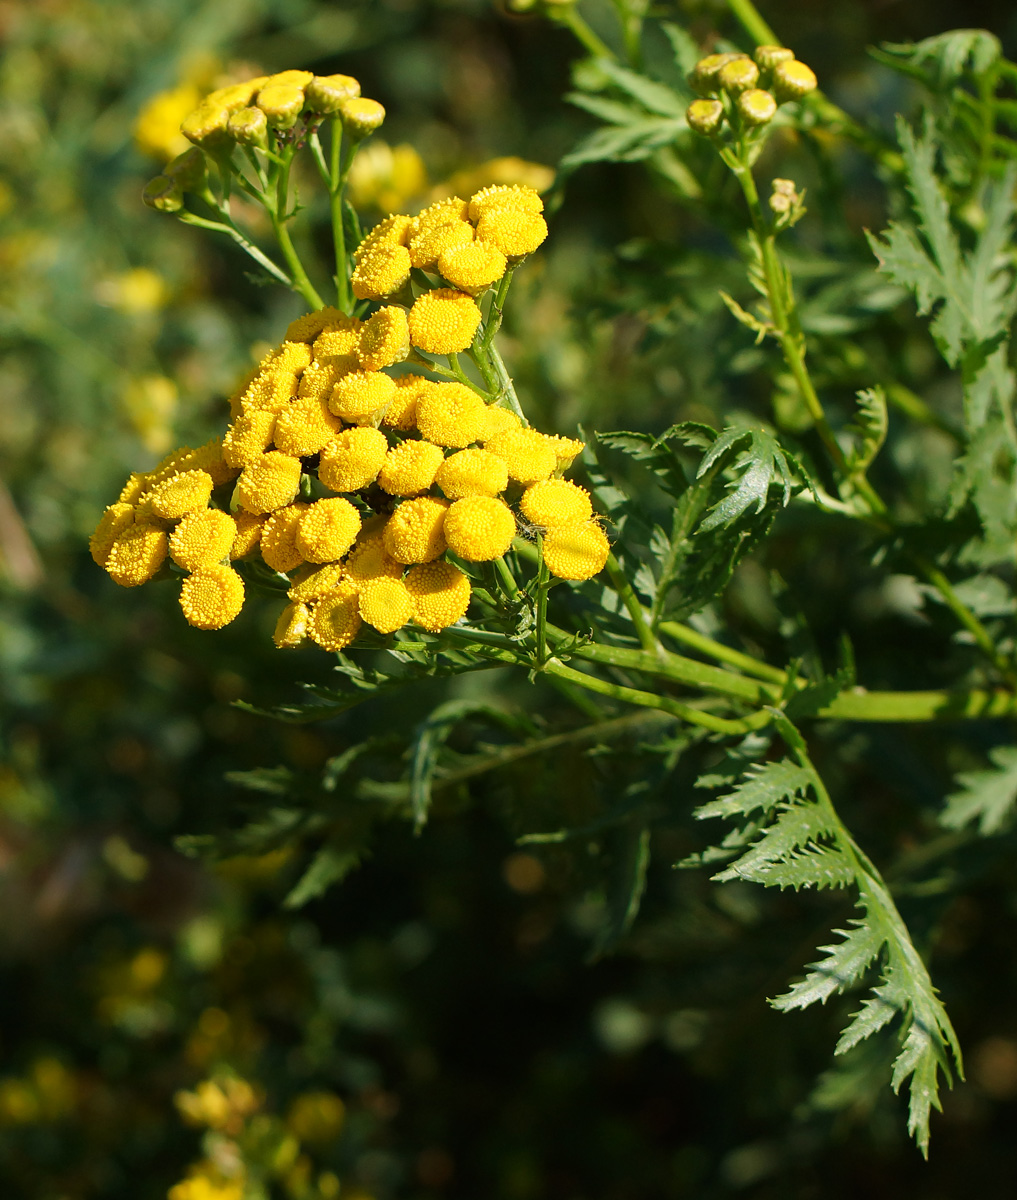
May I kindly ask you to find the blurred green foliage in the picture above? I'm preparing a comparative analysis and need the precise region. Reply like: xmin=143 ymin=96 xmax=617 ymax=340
xmin=7 ymin=0 xmax=1017 ymax=1198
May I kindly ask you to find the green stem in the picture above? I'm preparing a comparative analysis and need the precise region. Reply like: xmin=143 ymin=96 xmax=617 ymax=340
xmin=606 ymin=552 xmax=657 ymax=652
xmin=329 ymin=118 xmax=352 ymax=312
xmin=270 ymin=146 xmax=325 ymax=310
xmin=819 ymin=687 xmax=1017 ymax=722
xmin=479 ymin=341 xmax=525 ymax=421
xmin=658 ymin=621 xmax=789 ymax=684
xmin=481 ymin=267 xmax=515 ymax=352
xmin=495 ymin=552 xmax=520 ymax=600
xmin=553 ymin=6 xmax=617 ymax=60
xmin=177 ymin=212 xmax=293 ymax=286
xmin=535 ymin=539 xmax=551 ymax=667
xmin=724 ymin=0 xmax=778 ymax=44
xmin=447 ymin=353 xmax=490 ymax=398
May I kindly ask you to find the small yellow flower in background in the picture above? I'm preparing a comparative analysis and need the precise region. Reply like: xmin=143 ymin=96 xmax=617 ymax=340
xmin=287 ymin=1089 xmax=347 ymax=1143
xmin=347 ymin=140 xmax=428 ymax=214
xmin=123 ymin=374 xmax=178 ymax=455
xmin=435 ymin=157 xmax=555 ymax=206
xmin=134 ymin=82 xmax=204 ymax=161
xmin=96 ymin=268 xmax=169 ymax=314
xmin=175 ymin=1075 xmax=260 ymax=1133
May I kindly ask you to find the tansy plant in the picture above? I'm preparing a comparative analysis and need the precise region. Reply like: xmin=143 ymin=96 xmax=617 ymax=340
xmin=94 ymin=9 xmax=1017 ymax=1158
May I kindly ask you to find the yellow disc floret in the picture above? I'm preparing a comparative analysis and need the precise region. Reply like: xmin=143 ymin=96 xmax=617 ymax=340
xmin=542 ymin=522 xmax=610 ymax=581
xmin=288 ymin=562 xmax=346 ymax=603
xmin=351 ymin=244 xmax=412 ymax=301
xmin=223 ymin=410 xmax=277 ymax=468
xmin=357 ymin=306 xmax=411 ymax=371
xmin=354 ymin=215 xmax=413 ymax=261
xmin=147 ymin=470 xmax=215 ymax=520
xmin=443 ymin=496 xmax=516 ymax=561
xmin=344 ymin=533 xmax=404 ymax=588
xmin=433 ymin=448 xmax=509 ymax=499
xmin=437 ymin=239 xmax=508 ymax=295
xmin=404 ymin=560 xmax=471 ymax=631
xmin=381 ymin=374 xmax=429 ymax=431
xmin=474 ymin=208 xmax=547 ymax=258
xmin=230 ymin=511 xmax=267 ymax=558
xmin=520 ymin=479 xmax=592 ymax=530
xmin=273 ymin=600 xmax=310 ymax=648
xmin=415 ymin=382 xmax=485 ymax=448
xmin=260 ymin=503 xmax=308 ymax=572
xmin=308 ymin=582 xmax=362 ymax=651
xmin=296 ymin=497 xmax=362 ymax=563
xmin=312 ymin=320 xmax=362 ymax=373
xmin=105 ymin=523 xmax=168 ymax=587
xmin=408 ymin=219 xmax=474 ymax=271
xmin=90 ymin=503 xmax=136 ymax=567
xmin=236 ymin=451 xmax=303 ymax=513
xmin=286 ymin=307 xmax=348 ymax=344
xmin=475 ymin=405 xmax=521 ymax=442
xmin=467 ymin=184 xmax=544 ymax=223
xmin=238 ymin=368 xmax=299 ymax=415
xmin=273 ymin=395 xmax=342 ymax=457
xmin=408 ymin=289 xmax=482 ymax=355
xmin=383 ymin=496 xmax=449 ymax=564
xmin=169 ymin=508 xmax=237 ymax=570
xmin=484 ymin=428 xmax=557 ymax=484
xmin=377 ymin=438 xmax=445 ymax=496
xmin=357 ymin=576 xmax=414 ymax=634
xmin=179 ymin=564 xmax=246 ymax=630
xmin=329 ymin=370 xmax=397 ymax=423
xmin=318 ymin=426 xmax=389 ymax=493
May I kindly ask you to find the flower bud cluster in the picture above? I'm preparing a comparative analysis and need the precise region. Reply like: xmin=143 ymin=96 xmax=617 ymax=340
xmin=94 ymin=186 xmax=606 ymax=651
xmin=686 ymin=46 xmax=817 ymax=139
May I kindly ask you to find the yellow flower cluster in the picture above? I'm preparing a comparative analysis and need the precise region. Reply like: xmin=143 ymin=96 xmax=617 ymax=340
xmin=94 ymin=301 xmax=607 ymax=645
xmin=686 ymin=46 xmax=816 ymax=137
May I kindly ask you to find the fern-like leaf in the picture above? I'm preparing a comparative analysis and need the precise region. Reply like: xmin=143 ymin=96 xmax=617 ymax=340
xmin=941 ymin=743 xmax=1017 ymax=834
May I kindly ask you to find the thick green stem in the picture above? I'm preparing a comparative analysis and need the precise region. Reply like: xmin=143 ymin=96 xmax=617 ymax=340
xmin=447 ymin=353 xmax=490 ymax=398
xmin=479 ymin=341 xmax=525 ymax=420
xmin=481 ymin=267 xmax=515 ymax=352
xmin=329 ymin=119 xmax=352 ymax=312
xmin=270 ymin=147 xmax=325 ymax=310
xmin=553 ymin=6 xmax=617 ymax=60
xmin=606 ymin=552 xmax=658 ymax=652
xmin=658 ymin=621 xmax=788 ymax=685
xmin=724 ymin=0 xmax=778 ymax=44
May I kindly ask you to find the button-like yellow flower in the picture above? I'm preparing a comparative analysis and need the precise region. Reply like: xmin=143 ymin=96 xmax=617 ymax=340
xmin=520 ymin=478 xmax=592 ymax=530
xmin=169 ymin=508 xmax=237 ymax=570
xmin=90 ymin=503 xmax=135 ymax=567
xmin=288 ymin=562 xmax=346 ymax=602
xmin=260 ymin=503 xmax=309 ymax=572
xmin=223 ymin=411 xmax=277 ymax=468
xmin=235 ymin=451 xmax=303 ymax=513
xmin=296 ymin=497 xmax=362 ymax=563
xmin=686 ymin=98 xmax=724 ymax=137
xmin=273 ymin=395 xmax=342 ymax=457
xmin=484 ymin=428 xmax=557 ymax=484
xmin=230 ymin=511 xmax=267 ymax=559
xmin=147 ymin=470 xmax=215 ymax=520
xmin=353 ymin=215 xmax=414 ymax=262
xmin=308 ymin=582 xmax=362 ymax=650
xmin=443 ymin=496 xmax=516 ymax=561
xmin=437 ymin=240 xmax=508 ymax=295
xmin=408 ymin=219 xmax=474 ymax=271
xmin=467 ymin=183 xmax=544 ymax=223
xmin=357 ymin=306 xmax=410 ymax=371
xmin=273 ymin=600 xmax=310 ymax=648
xmin=773 ymin=59 xmax=817 ymax=101
xmin=737 ymin=89 xmax=777 ymax=126
xmin=238 ymin=369 xmax=299 ymax=415
xmin=296 ymin=361 xmax=340 ymax=403
xmin=285 ymin=306 xmax=349 ymax=344
xmin=344 ymin=533 xmax=404 ymax=588
xmin=312 ymin=322 xmax=362 ymax=373
xmin=411 ymin=197 xmax=469 ymax=234
xmin=433 ymin=448 xmax=508 ymax=499
xmin=408 ymin=289 xmax=482 ymax=355
xmin=266 ymin=340 xmax=315 ymax=375
xmin=358 ymin=576 xmax=414 ymax=633
xmin=329 ymin=370 xmax=397 ymax=423
xmin=318 ymin=426 xmax=389 ymax=492
xmin=475 ymin=405 xmax=521 ymax=442
xmin=415 ymin=382 xmax=485 ymax=448
xmin=255 ymin=82 xmax=306 ymax=129
xmin=339 ymin=97 xmax=386 ymax=139
xmin=179 ymin=564 xmax=246 ymax=629
xmin=105 ymin=523 xmax=168 ymax=587
xmin=377 ymin=438 xmax=445 ymax=496
xmin=119 ymin=473 xmax=150 ymax=504
xmin=404 ymin=560 xmax=471 ymax=631
xmin=545 ymin=434 xmax=585 ymax=469
xmin=755 ymin=45 xmax=795 ymax=71
xmin=351 ymin=244 xmax=413 ymax=301
xmin=718 ymin=58 xmax=760 ymax=93
xmin=473 ymin=208 xmax=547 ymax=259
xmin=383 ymin=496 xmax=449 ymax=564
xmin=304 ymin=74 xmax=361 ymax=114
xmin=542 ymin=522 xmax=610 ymax=581
xmin=381 ymin=374 xmax=429 ymax=431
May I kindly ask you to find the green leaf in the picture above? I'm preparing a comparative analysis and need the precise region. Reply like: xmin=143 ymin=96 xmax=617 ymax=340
xmin=696 ymin=423 xmax=796 ymax=531
xmin=694 ymin=758 xmax=811 ymax=820
xmin=845 ymin=387 xmax=888 ymax=474
xmin=284 ymin=842 xmax=363 ymax=909
xmin=590 ymin=821 xmax=652 ymax=957
xmin=941 ymin=744 xmax=1017 ymax=834
xmin=594 ymin=59 xmax=689 ymax=116
xmin=874 ymin=30 xmax=1001 ymax=86
xmin=774 ymin=920 xmax=882 ymax=1011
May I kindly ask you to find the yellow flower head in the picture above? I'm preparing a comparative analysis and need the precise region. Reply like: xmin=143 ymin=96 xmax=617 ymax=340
xmin=344 ymin=533 xmax=403 ymax=588
xmin=260 ymin=503 xmax=309 ymax=572
xmin=147 ymin=470 xmax=215 ymax=520
xmin=273 ymin=600 xmax=310 ymax=648
xmin=474 ymin=207 xmax=548 ymax=258
xmin=773 ymin=59 xmax=817 ymax=101
xmin=266 ymin=340 xmax=315 ymax=375
xmin=415 ymin=382 xmax=485 ymax=448
xmin=443 ymin=496 xmax=516 ymax=562
xmin=236 ymin=451 xmax=303 ymax=514
xmin=308 ymin=582 xmax=362 ymax=651
xmin=227 ymin=105 xmax=268 ymax=147
xmin=440 ymin=156 xmax=554 ymax=202
xmin=755 ymin=45 xmax=796 ymax=71
xmin=689 ymin=52 xmax=747 ymax=94
xmin=354 ymin=215 xmax=414 ymax=262
xmin=348 ymin=141 xmax=428 ymax=215
xmin=475 ymin=405 xmax=521 ymax=442
xmin=408 ymin=289 xmax=482 ymax=355
xmin=484 ymin=428 xmax=557 ymax=484
xmin=223 ymin=410 xmax=277 ymax=469
xmin=377 ymin=437 xmax=445 ymax=496
xmin=433 ymin=448 xmax=509 ymax=499
xmin=296 ymin=497 xmax=362 ymax=563
xmin=134 ymin=83 xmax=203 ymax=160
xmin=686 ymin=98 xmax=724 ymax=137
xmin=285 ymin=307 xmax=349 ymax=344
xmin=318 ymin=426 xmax=389 ymax=493
xmin=520 ymin=478 xmax=592 ymax=529
xmin=437 ymin=239 xmax=507 ymax=295
xmin=381 ymin=374 xmax=429 ymax=431
xmin=273 ymin=395 xmax=342 ymax=458
xmin=105 ymin=523 xmax=168 ymax=587
xmin=180 ymin=100 xmax=233 ymax=153
xmin=297 ymin=361 xmax=341 ymax=405
xmin=357 ymin=306 xmax=411 ymax=371
xmin=357 ymin=576 xmax=414 ymax=633
xmin=90 ymin=503 xmax=135 ymax=567
xmin=255 ymin=81 xmax=306 ymax=128
xmin=412 ymin=197 xmax=469 ymax=231
xmin=383 ymin=496 xmax=449 ymax=564
xmin=737 ymin=89 xmax=777 ymax=126
xmin=230 ymin=511 xmax=267 ymax=558
xmin=179 ymin=564 xmax=246 ymax=629
xmin=304 ymin=74 xmax=361 ymax=114
xmin=546 ymin=433 xmax=585 ymax=469
xmin=288 ymin=562 xmax=346 ymax=603
xmin=339 ymin=97 xmax=386 ymax=139
xmin=718 ymin=57 xmax=760 ymax=93
xmin=404 ymin=560 xmax=471 ymax=631
xmin=329 ymin=370 xmax=397 ymax=423
xmin=351 ymin=244 xmax=413 ymax=301
xmin=119 ymin=472 xmax=150 ymax=504
xmin=467 ymin=183 xmax=544 ymax=223
xmin=169 ymin=508 xmax=237 ymax=570
xmin=239 ymin=368 xmax=299 ymax=415
xmin=408 ymin=219 xmax=474 ymax=271
xmin=542 ymin=522 xmax=610 ymax=581
xmin=183 ymin=437 xmax=238 ymax=488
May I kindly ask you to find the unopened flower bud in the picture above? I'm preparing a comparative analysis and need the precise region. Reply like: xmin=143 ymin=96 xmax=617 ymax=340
xmin=718 ymin=57 xmax=759 ymax=93
xmin=737 ymin=88 xmax=777 ymax=126
xmin=773 ymin=60 xmax=817 ymax=101
xmin=181 ymin=100 xmax=234 ymax=152
xmin=754 ymin=45 xmax=795 ymax=71
xmin=228 ymin=105 xmax=269 ymax=147
xmin=686 ymin=98 xmax=724 ymax=137
xmin=164 ymin=146 xmax=207 ymax=192
xmin=304 ymin=74 xmax=361 ymax=114
xmin=143 ymin=175 xmax=184 ymax=212
xmin=339 ymin=97 xmax=385 ymax=140
xmin=689 ymin=53 xmax=749 ymax=95
xmin=256 ymin=82 xmax=306 ymax=129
